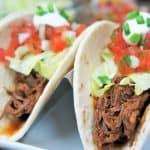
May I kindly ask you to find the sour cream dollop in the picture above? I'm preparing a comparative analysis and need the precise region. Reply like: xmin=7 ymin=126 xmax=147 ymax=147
xmin=123 ymin=12 xmax=150 ymax=45
xmin=33 ymin=12 xmax=69 ymax=28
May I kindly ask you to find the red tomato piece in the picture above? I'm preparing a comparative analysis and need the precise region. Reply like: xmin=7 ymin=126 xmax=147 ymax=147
xmin=27 ymin=34 xmax=41 ymax=54
xmin=53 ymin=26 xmax=71 ymax=35
xmin=6 ymin=35 xmax=19 ymax=57
xmin=45 ymin=25 xmax=71 ymax=40
xmin=0 ymin=48 xmax=7 ymax=62
xmin=51 ymin=36 xmax=67 ymax=53
xmin=10 ymin=20 xmax=41 ymax=55
xmin=144 ymin=32 xmax=150 ymax=50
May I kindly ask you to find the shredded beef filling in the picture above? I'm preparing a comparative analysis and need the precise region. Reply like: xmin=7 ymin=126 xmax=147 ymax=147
xmin=4 ymin=71 xmax=48 ymax=118
xmin=93 ymin=77 xmax=150 ymax=150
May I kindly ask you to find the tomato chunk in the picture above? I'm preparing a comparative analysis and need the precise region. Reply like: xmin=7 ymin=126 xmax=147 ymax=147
xmin=144 ymin=32 xmax=150 ymax=50
xmin=0 ymin=48 xmax=7 ymax=62
xmin=51 ymin=36 xmax=67 ymax=53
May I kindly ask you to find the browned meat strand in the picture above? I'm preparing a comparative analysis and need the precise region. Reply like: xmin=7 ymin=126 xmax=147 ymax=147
xmin=93 ymin=77 xmax=150 ymax=150
xmin=4 ymin=72 xmax=48 ymax=118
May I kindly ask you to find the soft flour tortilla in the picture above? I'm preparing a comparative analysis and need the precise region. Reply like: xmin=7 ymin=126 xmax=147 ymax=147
xmin=0 ymin=12 xmax=88 ymax=141
xmin=73 ymin=20 xmax=150 ymax=150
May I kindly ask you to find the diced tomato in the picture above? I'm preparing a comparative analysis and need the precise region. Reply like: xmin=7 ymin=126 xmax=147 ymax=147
xmin=75 ymin=24 xmax=87 ymax=36
xmin=51 ymin=36 xmax=67 ymax=53
xmin=53 ymin=26 xmax=71 ymax=35
xmin=11 ymin=20 xmax=37 ymax=36
xmin=6 ymin=33 xmax=19 ymax=57
xmin=96 ymin=1 xmax=135 ymax=23
xmin=45 ymin=26 xmax=71 ymax=53
xmin=45 ymin=25 xmax=71 ymax=53
xmin=144 ymin=32 xmax=150 ymax=50
xmin=0 ymin=48 xmax=7 ymax=62
xmin=10 ymin=20 xmax=41 ymax=55
xmin=26 ymin=33 xmax=41 ymax=54
xmin=46 ymin=25 xmax=71 ymax=40
xmin=108 ymin=28 xmax=150 ymax=75
xmin=141 ymin=51 xmax=150 ymax=71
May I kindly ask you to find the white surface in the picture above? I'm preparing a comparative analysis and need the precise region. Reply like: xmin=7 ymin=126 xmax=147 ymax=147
xmin=0 ymin=139 xmax=45 ymax=150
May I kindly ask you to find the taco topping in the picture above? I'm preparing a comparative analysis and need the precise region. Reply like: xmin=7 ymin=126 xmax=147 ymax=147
xmin=0 ymin=4 xmax=86 ymax=119
xmin=108 ymin=11 xmax=150 ymax=75
xmin=91 ymin=11 xmax=150 ymax=150
xmin=123 ymin=11 xmax=150 ymax=45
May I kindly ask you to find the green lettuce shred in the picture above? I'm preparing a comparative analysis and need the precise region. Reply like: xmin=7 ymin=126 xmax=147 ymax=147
xmin=90 ymin=48 xmax=117 ymax=97
xmin=120 ymin=73 xmax=150 ymax=95
xmin=8 ymin=46 xmax=67 ymax=79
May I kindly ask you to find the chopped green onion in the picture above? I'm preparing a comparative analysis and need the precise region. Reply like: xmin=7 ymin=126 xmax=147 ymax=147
xmin=60 ymin=10 xmax=69 ymax=20
xmin=36 ymin=6 xmax=46 ymax=16
xmin=123 ymin=23 xmax=130 ymax=35
xmin=48 ymin=3 xmax=54 ymax=12
xmin=146 ymin=18 xmax=150 ymax=27
xmin=123 ymin=55 xmax=131 ymax=66
xmin=136 ymin=15 xmax=145 ymax=24
xmin=129 ymin=33 xmax=141 ymax=43
xmin=98 ymin=76 xmax=109 ymax=84
xmin=127 ymin=11 xmax=139 ymax=20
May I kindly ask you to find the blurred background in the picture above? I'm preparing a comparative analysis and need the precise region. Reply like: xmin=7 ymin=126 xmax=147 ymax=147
xmin=0 ymin=0 xmax=149 ymax=23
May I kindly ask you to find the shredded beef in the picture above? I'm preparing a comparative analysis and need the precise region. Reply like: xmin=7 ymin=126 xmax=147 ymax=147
xmin=93 ymin=77 xmax=150 ymax=150
xmin=4 ymin=72 xmax=48 ymax=118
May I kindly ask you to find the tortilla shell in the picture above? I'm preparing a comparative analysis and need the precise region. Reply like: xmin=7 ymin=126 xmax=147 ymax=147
xmin=0 ymin=12 xmax=88 ymax=141
xmin=73 ymin=20 xmax=150 ymax=150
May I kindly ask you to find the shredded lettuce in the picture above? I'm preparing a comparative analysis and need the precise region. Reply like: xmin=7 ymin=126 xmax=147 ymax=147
xmin=35 ymin=49 xmax=67 ymax=79
xmin=120 ymin=73 xmax=150 ymax=95
xmin=62 ymin=31 xmax=76 ymax=47
xmin=91 ymin=77 xmax=113 ymax=97
xmin=100 ymin=48 xmax=114 ymax=61
xmin=14 ymin=46 xmax=29 ymax=59
xmin=91 ymin=48 xmax=117 ymax=97
xmin=92 ymin=49 xmax=117 ymax=88
xmin=8 ymin=53 xmax=42 ymax=76
xmin=8 ymin=46 xmax=67 ymax=79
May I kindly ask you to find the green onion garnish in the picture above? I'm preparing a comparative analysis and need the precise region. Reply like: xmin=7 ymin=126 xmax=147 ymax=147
xmin=98 ymin=76 xmax=109 ymax=84
xmin=60 ymin=10 xmax=69 ymax=20
xmin=127 ymin=11 xmax=140 ymax=20
xmin=123 ymin=55 xmax=131 ymax=66
xmin=146 ymin=18 xmax=150 ymax=27
xmin=48 ymin=3 xmax=54 ymax=12
xmin=136 ymin=15 xmax=145 ymax=24
xmin=36 ymin=6 xmax=46 ymax=16
xmin=129 ymin=33 xmax=141 ymax=43
xmin=123 ymin=23 xmax=130 ymax=35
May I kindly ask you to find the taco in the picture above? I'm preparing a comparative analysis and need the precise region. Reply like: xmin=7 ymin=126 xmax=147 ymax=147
xmin=74 ymin=11 xmax=150 ymax=150
xmin=0 ymin=4 xmax=87 ymax=140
